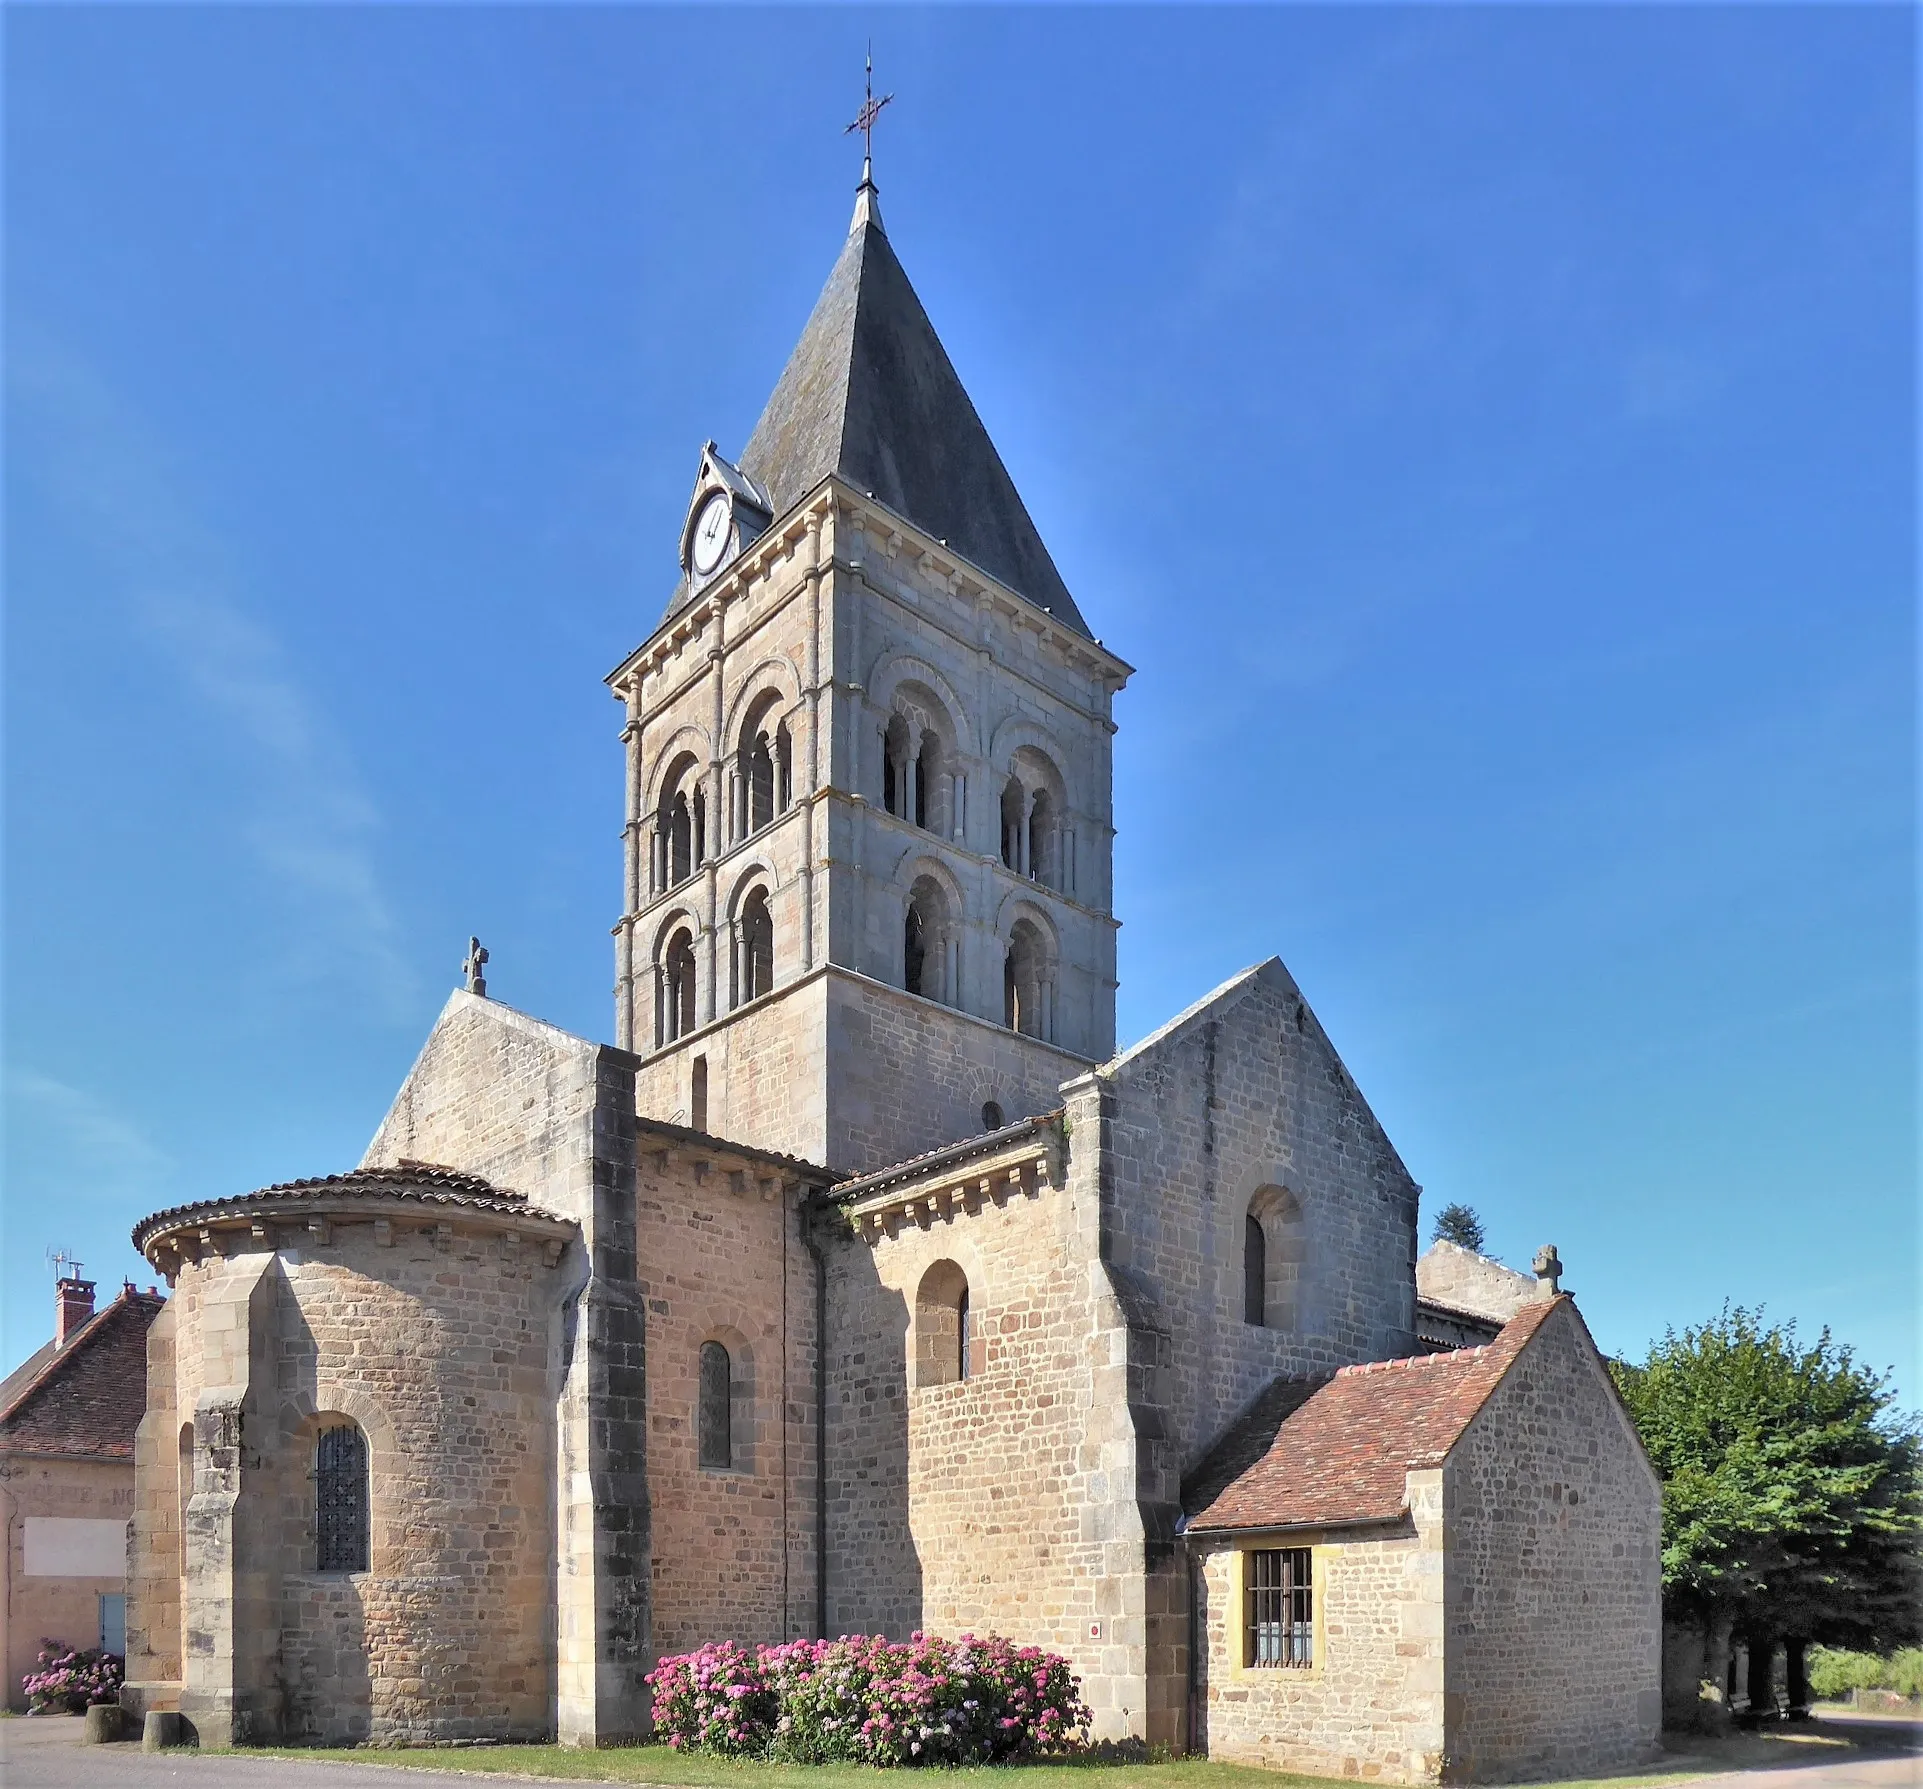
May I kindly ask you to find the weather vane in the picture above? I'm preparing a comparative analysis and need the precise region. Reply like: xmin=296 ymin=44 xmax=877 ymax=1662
xmin=845 ymin=45 xmax=893 ymax=170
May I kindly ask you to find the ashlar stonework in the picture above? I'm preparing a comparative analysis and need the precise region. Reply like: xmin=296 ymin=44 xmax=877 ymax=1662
xmin=122 ymin=168 xmax=1661 ymax=1779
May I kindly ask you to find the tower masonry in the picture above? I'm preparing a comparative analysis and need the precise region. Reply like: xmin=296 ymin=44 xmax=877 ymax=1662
xmin=607 ymin=172 xmax=1132 ymax=1175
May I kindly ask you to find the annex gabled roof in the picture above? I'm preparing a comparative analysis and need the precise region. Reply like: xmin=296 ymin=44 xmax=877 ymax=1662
xmin=1184 ymin=1296 xmax=1567 ymax=1532
xmin=0 ymin=1284 xmax=164 ymax=1461
xmin=726 ymin=181 xmax=1090 ymax=638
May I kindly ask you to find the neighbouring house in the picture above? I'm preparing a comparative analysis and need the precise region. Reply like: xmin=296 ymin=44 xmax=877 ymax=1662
xmin=0 ymin=1273 xmax=165 ymax=1708
xmin=119 ymin=152 xmax=1664 ymax=1779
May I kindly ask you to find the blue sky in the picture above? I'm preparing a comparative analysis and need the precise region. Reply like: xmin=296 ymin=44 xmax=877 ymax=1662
xmin=6 ymin=8 xmax=1914 ymax=1397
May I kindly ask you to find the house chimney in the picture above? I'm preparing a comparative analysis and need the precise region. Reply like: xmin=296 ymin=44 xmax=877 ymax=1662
xmin=55 ymin=1276 xmax=96 ymax=1348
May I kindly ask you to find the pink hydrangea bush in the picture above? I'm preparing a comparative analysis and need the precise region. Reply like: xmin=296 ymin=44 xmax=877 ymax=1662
xmin=22 ymin=1642 xmax=123 ymax=1714
xmin=647 ymin=1632 xmax=1089 ymax=1765
xmin=643 ymin=1641 xmax=778 ymax=1755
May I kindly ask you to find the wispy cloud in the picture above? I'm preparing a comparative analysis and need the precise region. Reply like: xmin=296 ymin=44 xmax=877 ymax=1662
xmin=6 ymin=1068 xmax=175 ymax=1207
xmin=9 ymin=329 xmax=417 ymax=1015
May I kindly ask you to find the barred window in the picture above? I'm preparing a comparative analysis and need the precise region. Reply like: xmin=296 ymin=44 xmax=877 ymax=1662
xmin=698 ymin=1341 xmax=732 ymax=1469
xmin=316 ymin=1423 xmax=369 ymax=1573
xmin=1246 ymin=1547 xmax=1312 ymax=1668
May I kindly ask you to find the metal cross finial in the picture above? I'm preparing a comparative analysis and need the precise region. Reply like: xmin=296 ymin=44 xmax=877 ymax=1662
xmin=844 ymin=45 xmax=893 ymax=172
xmin=463 ymin=936 xmax=489 ymax=998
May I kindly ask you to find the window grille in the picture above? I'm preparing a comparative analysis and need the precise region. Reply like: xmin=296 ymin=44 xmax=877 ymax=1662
xmin=1246 ymin=1547 xmax=1312 ymax=1668
xmin=957 ymin=1289 xmax=972 ymax=1383
xmin=316 ymin=1424 xmax=369 ymax=1573
xmin=699 ymin=1341 xmax=732 ymax=1468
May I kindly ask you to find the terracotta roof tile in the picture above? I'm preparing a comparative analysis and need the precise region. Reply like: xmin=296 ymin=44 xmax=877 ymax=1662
xmin=131 ymin=1163 xmax=563 ymax=1254
xmin=0 ymin=1286 xmax=165 ymax=1461
xmin=1185 ymin=1297 xmax=1565 ymax=1532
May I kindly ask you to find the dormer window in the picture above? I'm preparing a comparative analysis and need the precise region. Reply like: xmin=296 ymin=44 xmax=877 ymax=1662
xmin=679 ymin=447 xmax=772 ymax=593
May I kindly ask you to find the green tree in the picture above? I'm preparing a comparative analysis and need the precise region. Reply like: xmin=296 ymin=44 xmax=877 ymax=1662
xmin=1431 ymin=1203 xmax=1485 ymax=1253
xmin=1611 ymin=1308 xmax=1922 ymax=1721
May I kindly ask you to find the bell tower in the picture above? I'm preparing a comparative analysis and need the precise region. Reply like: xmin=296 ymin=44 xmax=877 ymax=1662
xmin=606 ymin=168 xmax=1131 ymax=1176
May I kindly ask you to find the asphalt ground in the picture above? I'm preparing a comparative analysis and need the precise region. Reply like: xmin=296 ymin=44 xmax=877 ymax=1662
xmin=3 ymin=1712 xmax=1917 ymax=1789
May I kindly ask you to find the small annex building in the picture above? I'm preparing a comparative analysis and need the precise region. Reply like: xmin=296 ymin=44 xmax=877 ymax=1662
xmin=1 ymin=1275 xmax=165 ymax=1708
xmin=118 ymin=158 xmax=1663 ymax=1779
xmin=1183 ymin=1296 xmax=1663 ymax=1783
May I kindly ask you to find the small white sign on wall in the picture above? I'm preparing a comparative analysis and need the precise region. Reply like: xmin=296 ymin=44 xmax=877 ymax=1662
xmin=23 ymin=1517 xmax=125 ymax=1579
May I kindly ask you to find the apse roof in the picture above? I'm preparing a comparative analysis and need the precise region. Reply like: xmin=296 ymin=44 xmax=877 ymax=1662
xmin=718 ymin=181 xmax=1091 ymax=638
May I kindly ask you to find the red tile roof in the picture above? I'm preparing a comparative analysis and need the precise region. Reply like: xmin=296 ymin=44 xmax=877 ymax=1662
xmin=0 ymin=1284 xmax=165 ymax=1461
xmin=1185 ymin=1297 xmax=1566 ymax=1532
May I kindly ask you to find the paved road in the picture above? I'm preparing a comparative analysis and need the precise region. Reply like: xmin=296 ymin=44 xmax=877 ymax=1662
xmin=4 ymin=1713 xmax=1918 ymax=1789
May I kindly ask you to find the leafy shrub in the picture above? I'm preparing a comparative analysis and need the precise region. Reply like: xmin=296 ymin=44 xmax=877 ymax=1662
xmin=22 ymin=1643 xmax=122 ymax=1714
xmin=1809 ymin=1648 xmax=1923 ymax=1701
xmin=643 ymin=1642 xmax=777 ymax=1756
xmin=647 ymin=1633 xmax=1090 ymax=1765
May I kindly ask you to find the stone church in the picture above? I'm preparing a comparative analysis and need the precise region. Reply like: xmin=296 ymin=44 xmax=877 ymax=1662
xmin=121 ymin=163 xmax=1662 ymax=1781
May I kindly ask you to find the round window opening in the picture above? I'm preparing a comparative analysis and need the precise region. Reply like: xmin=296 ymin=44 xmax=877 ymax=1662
xmin=982 ymin=1100 xmax=1005 ymax=1131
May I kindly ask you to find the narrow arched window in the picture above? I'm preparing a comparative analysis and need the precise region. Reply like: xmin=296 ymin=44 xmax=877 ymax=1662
xmin=1027 ymin=789 xmax=1053 ymax=886
xmin=748 ymin=731 xmax=775 ymax=833
xmin=1004 ymin=920 xmax=1049 ymax=1038
xmin=982 ymin=1100 xmax=1004 ymax=1131
xmin=661 ymin=928 xmax=697 ymax=1045
xmin=1245 ymin=1214 xmax=1267 ymax=1326
xmin=1000 ymin=777 xmax=1024 ymax=870
xmin=698 ymin=1342 xmax=732 ymax=1469
xmin=883 ymin=713 xmax=913 ymax=819
xmin=904 ymin=902 xmax=927 ymax=996
xmin=1245 ymin=1186 xmax=1304 ymax=1332
xmin=739 ymin=889 xmax=774 ymax=1003
xmin=915 ymin=1261 xmax=972 ymax=1388
xmin=316 ymin=1423 xmax=369 ymax=1573
xmin=914 ymin=731 xmax=941 ymax=830
xmin=669 ymin=792 xmax=693 ymax=885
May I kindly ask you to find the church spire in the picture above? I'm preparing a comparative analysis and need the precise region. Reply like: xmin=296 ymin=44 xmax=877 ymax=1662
xmin=852 ymin=158 xmax=883 ymax=234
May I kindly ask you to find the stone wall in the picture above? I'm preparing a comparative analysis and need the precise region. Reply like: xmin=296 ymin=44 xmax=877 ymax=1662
xmin=633 ymin=1139 xmax=822 ymax=1658
xmin=819 ymin=1170 xmax=1108 ymax=1657
xmin=1415 ymin=1241 xmax=1541 ymax=1324
xmin=1441 ymin=1300 xmax=1662 ymax=1780
xmin=1094 ymin=959 xmax=1421 ymax=1472
xmin=0 ymin=1456 xmax=135 ymax=1711
xmin=818 ymin=1113 xmax=1187 ymax=1748
xmin=359 ymin=993 xmax=650 ymax=1745
xmin=633 ymin=965 xmax=1090 ymax=1178
xmin=1194 ymin=1480 xmax=1447 ymax=1782
xmin=124 ymin=1296 xmax=182 ymax=1711
xmin=613 ymin=488 xmax=1128 ymax=1181
xmin=133 ymin=1222 xmax=567 ymax=1746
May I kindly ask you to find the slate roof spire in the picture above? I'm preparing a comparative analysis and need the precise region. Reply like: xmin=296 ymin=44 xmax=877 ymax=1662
xmin=734 ymin=169 xmax=1090 ymax=637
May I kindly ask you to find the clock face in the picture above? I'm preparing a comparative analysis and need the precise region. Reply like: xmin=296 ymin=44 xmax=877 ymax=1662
xmin=690 ymin=492 xmax=733 ymax=574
